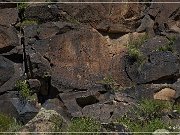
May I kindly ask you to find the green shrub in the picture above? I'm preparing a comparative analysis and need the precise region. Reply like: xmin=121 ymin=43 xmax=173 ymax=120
xmin=20 ymin=19 xmax=39 ymax=27
xmin=157 ymin=36 xmax=177 ymax=52
xmin=173 ymin=104 xmax=180 ymax=113
xmin=136 ymin=99 xmax=172 ymax=120
xmin=68 ymin=117 xmax=101 ymax=135
xmin=168 ymin=36 xmax=177 ymax=46
xmin=50 ymin=114 xmax=63 ymax=132
xmin=117 ymin=99 xmax=172 ymax=134
xmin=0 ymin=113 xmax=21 ymax=132
xmin=16 ymin=80 xmax=31 ymax=100
xmin=158 ymin=44 xmax=173 ymax=52
xmin=118 ymin=116 xmax=167 ymax=134
xmin=98 ymin=75 xmax=119 ymax=93
xmin=17 ymin=0 xmax=28 ymax=11
xmin=127 ymin=34 xmax=148 ymax=63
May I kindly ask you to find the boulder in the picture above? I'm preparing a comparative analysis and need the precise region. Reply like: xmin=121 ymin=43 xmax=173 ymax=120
xmin=0 ymin=56 xmax=14 ymax=88
xmin=20 ymin=107 xmax=68 ymax=132
xmin=126 ymin=51 xmax=179 ymax=84
xmin=82 ymin=103 xmax=114 ymax=123
xmin=59 ymin=89 xmax=100 ymax=117
xmin=0 ymin=97 xmax=39 ymax=124
xmin=0 ymin=26 xmax=19 ymax=54
xmin=11 ymin=98 xmax=40 ymax=123
xmin=154 ymin=88 xmax=176 ymax=101
xmin=122 ymin=84 xmax=158 ymax=100
xmin=0 ymin=57 xmax=23 ymax=93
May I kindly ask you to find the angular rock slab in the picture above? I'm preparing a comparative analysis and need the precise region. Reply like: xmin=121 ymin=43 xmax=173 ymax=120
xmin=0 ymin=56 xmax=23 ymax=93
xmin=126 ymin=51 xmax=179 ymax=84
xmin=0 ymin=26 xmax=19 ymax=53
xmin=0 ymin=8 xmax=18 ymax=26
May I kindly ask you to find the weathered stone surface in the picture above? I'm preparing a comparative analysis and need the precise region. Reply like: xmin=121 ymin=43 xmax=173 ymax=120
xmin=173 ymin=37 xmax=180 ymax=56
xmin=154 ymin=88 xmax=176 ymax=101
xmin=42 ymin=98 xmax=71 ymax=122
xmin=0 ymin=56 xmax=14 ymax=87
xmin=0 ymin=98 xmax=19 ymax=118
xmin=12 ymin=98 xmax=40 ymax=123
xmin=82 ymin=103 xmax=114 ymax=123
xmin=136 ymin=14 xmax=155 ymax=36
xmin=57 ymin=1 xmax=143 ymax=33
xmin=0 ymin=26 xmax=19 ymax=53
xmin=24 ymin=4 xmax=59 ymax=23
xmin=26 ymin=23 xmax=145 ymax=90
xmin=0 ymin=8 xmax=18 ymax=26
xmin=140 ymin=36 xmax=170 ymax=56
xmin=28 ymin=52 xmax=51 ymax=78
xmin=126 ymin=51 xmax=179 ymax=84
xmin=147 ymin=0 xmax=180 ymax=34
xmin=122 ymin=85 xmax=156 ymax=100
xmin=59 ymin=89 xmax=100 ymax=117
xmin=27 ymin=25 xmax=109 ymax=89
xmin=0 ymin=58 xmax=23 ymax=93
xmin=27 ymin=79 xmax=41 ymax=93
xmin=50 ymin=28 xmax=110 ymax=89
xmin=0 ymin=97 xmax=39 ymax=123
xmin=20 ymin=107 xmax=67 ymax=132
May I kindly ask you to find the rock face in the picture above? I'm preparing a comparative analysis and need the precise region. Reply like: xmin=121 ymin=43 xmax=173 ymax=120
xmin=0 ymin=1 xmax=180 ymax=133
xmin=36 ymin=26 xmax=111 ymax=89
xmin=138 ymin=0 xmax=180 ymax=36
xmin=56 ymin=2 xmax=143 ymax=33
xmin=25 ymin=22 xmax=132 ymax=92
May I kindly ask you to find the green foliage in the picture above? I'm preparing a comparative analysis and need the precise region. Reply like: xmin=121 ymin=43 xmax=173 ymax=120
xmin=158 ymin=44 xmax=173 ymax=52
xmin=157 ymin=36 xmax=177 ymax=52
xmin=100 ymin=76 xmax=116 ymax=86
xmin=119 ymin=116 xmax=167 ymax=134
xmin=20 ymin=19 xmax=39 ymax=27
xmin=173 ymin=104 xmax=180 ymax=114
xmin=17 ymin=0 xmax=28 ymax=11
xmin=136 ymin=99 xmax=172 ymax=120
xmin=50 ymin=115 xmax=63 ymax=132
xmin=117 ymin=99 xmax=172 ymax=134
xmin=168 ymin=36 xmax=177 ymax=46
xmin=0 ymin=113 xmax=21 ymax=132
xmin=68 ymin=117 xmax=101 ymax=135
xmin=127 ymin=34 xmax=148 ymax=63
xmin=99 ymin=75 xmax=119 ymax=92
xmin=16 ymin=80 xmax=31 ymax=100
